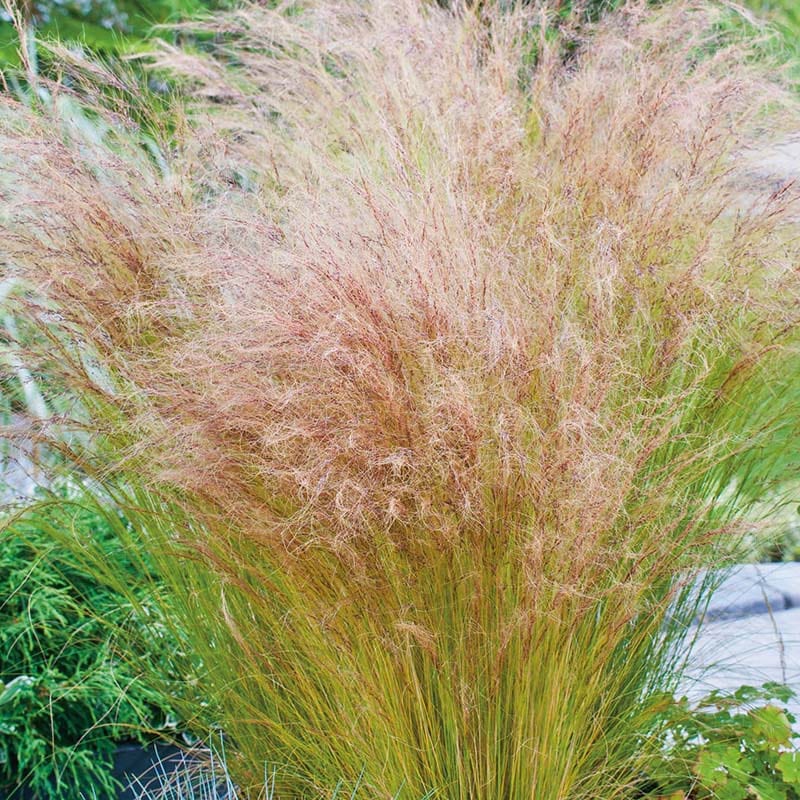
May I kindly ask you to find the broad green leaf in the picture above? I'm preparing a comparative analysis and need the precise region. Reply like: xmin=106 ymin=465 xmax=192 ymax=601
xmin=777 ymin=751 xmax=800 ymax=786
xmin=695 ymin=749 xmax=730 ymax=786
xmin=715 ymin=780 xmax=749 ymax=800
xmin=749 ymin=776 xmax=788 ymax=800
xmin=734 ymin=685 xmax=764 ymax=703
xmin=762 ymin=683 xmax=796 ymax=705
xmin=749 ymin=705 xmax=793 ymax=746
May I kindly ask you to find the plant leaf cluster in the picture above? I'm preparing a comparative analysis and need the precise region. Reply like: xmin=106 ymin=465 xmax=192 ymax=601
xmin=0 ymin=1 xmax=227 ymax=69
xmin=0 ymin=494 xmax=181 ymax=799
xmin=646 ymin=684 xmax=800 ymax=800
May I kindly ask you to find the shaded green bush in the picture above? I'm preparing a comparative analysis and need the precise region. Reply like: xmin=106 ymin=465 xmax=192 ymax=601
xmin=0 ymin=493 xmax=180 ymax=799
xmin=0 ymin=1 xmax=226 ymax=68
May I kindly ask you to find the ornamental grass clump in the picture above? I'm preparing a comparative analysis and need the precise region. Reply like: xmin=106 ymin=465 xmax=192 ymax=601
xmin=3 ymin=1 xmax=800 ymax=797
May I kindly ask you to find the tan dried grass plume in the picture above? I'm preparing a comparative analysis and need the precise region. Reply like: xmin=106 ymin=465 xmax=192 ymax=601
xmin=3 ymin=1 xmax=800 ymax=797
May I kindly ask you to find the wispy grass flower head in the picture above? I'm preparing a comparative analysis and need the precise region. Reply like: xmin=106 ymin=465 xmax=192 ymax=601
xmin=3 ymin=1 xmax=800 ymax=798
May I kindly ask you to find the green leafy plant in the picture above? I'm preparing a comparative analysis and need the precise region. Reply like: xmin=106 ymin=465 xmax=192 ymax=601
xmin=4 ymin=1 xmax=800 ymax=798
xmin=645 ymin=683 xmax=800 ymax=800
xmin=0 ymin=491 xmax=181 ymax=799
xmin=0 ymin=0 xmax=228 ymax=69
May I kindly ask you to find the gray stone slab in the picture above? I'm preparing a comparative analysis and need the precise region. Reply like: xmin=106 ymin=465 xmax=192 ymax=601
xmin=735 ymin=135 xmax=800 ymax=218
xmin=699 ymin=564 xmax=787 ymax=621
xmin=740 ymin=136 xmax=800 ymax=186
xmin=756 ymin=562 xmax=800 ymax=610
xmin=682 ymin=605 xmax=800 ymax=721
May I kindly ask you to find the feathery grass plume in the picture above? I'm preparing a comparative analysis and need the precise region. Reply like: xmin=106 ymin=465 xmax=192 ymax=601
xmin=3 ymin=1 xmax=800 ymax=797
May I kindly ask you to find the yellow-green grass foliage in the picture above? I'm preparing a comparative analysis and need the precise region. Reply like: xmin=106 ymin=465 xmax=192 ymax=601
xmin=3 ymin=2 xmax=800 ymax=797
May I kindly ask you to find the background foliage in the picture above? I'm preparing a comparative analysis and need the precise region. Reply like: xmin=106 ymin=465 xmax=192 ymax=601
xmin=648 ymin=684 xmax=800 ymax=800
xmin=0 ymin=494 xmax=181 ymax=799
xmin=0 ymin=1 xmax=225 ymax=67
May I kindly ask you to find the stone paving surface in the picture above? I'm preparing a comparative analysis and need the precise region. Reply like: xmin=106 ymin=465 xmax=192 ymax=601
xmin=701 ymin=563 xmax=800 ymax=620
xmin=684 ymin=564 xmax=800 ymax=718
xmin=740 ymin=136 xmax=800 ymax=193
